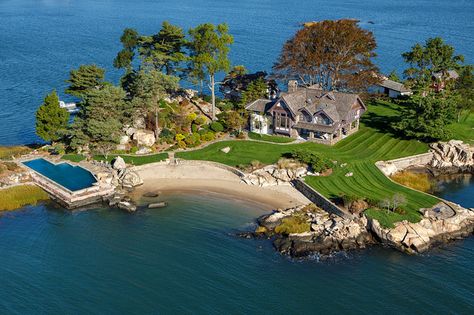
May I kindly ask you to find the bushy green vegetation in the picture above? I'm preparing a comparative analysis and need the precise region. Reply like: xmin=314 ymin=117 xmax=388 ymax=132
xmin=274 ymin=215 xmax=311 ymax=235
xmin=0 ymin=185 xmax=49 ymax=211
xmin=290 ymin=149 xmax=333 ymax=172
xmin=0 ymin=146 xmax=30 ymax=160
xmin=93 ymin=153 xmax=168 ymax=165
xmin=248 ymin=132 xmax=295 ymax=143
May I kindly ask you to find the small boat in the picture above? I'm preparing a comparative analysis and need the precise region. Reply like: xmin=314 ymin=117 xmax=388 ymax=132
xmin=60 ymin=101 xmax=80 ymax=114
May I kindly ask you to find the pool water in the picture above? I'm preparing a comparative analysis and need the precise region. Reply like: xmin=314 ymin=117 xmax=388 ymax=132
xmin=22 ymin=158 xmax=97 ymax=192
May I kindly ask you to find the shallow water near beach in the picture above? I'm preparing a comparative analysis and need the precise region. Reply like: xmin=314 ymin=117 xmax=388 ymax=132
xmin=0 ymin=184 xmax=473 ymax=314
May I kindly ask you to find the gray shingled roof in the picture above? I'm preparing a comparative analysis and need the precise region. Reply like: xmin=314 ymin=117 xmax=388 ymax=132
xmin=278 ymin=87 xmax=363 ymax=122
xmin=378 ymin=79 xmax=411 ymax=93
xmin=245 ymin=99 xmax=274 ymax=113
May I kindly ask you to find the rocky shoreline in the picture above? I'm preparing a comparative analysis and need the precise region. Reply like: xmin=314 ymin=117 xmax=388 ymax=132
xmin=240 ymin=201 xmax=474 ymax=258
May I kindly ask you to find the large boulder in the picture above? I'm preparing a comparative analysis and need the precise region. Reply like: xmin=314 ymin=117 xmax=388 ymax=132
xmin=112 ymin=156 xmax=126 ymax=170
xmin=120 ymin=170 xmax=143 ymax=188
xmin=133 ymin=130 xmax=156 ymax=147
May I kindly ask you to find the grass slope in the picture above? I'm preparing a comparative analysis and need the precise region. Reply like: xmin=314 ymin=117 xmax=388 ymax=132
xmin=177 ymin=100 xmax=440 ymax=227
xmin=449 ymin=111 xmax=474 ymax=145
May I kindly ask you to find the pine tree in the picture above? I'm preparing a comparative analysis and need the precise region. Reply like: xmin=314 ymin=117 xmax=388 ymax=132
xmin=188 ymin=23 xmax=233 ymax=120
xmin=35 ymin=90 xmax=69 ymax=142
xmin=65 ymin=64 xmax=106 ymax=99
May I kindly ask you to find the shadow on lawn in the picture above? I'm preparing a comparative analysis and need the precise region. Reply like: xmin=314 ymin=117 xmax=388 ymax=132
xmin=361 ymin=108 xmax=413 ymax=140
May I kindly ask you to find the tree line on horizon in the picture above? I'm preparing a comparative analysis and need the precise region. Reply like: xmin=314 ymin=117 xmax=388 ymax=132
xmin=35 ymin=19 xmax=473 ymax=155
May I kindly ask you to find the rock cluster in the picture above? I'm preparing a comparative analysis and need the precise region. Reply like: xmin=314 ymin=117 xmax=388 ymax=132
xmin=97 ymin=157 xmax=143 ymax=212
xmin=111 ymin=157 xmax=143 ymax=189
xmin=369 ymin=202 xmax=474 ymax=253
xmin=253 ymin=205 xmax=373 ymax=257
xmin=241 ymin=164 xmax=308 ymax=186
xmin=429 ymin=140 xmax=474 ymax=174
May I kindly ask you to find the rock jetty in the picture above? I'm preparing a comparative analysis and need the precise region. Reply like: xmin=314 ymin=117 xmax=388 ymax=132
xmin=429 ymin=140 xmax=474 ymax=175
xmin=369 ymin=202 xmax=474 ymax=253
xmin=242 ymin=201 xmax=474 ymax=258
xmin=250 ymin=204 xmax=374 ymax=257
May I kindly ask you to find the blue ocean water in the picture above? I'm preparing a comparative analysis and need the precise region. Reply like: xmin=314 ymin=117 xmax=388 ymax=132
xmin=22 ymin=158 xmax=97 ymax=191
xmin=0 ymin=188 xmax=472 ymax=314
xmin=0 ymin=0 xmax=473 ymax=145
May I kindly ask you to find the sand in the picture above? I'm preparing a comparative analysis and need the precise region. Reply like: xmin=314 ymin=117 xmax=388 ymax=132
xmin=130 ymin=163 xmax=311 ymax=210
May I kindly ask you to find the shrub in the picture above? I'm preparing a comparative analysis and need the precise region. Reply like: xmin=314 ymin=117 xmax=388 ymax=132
xmin=250 ymin=160 xmax=262 ymax=169
xmin=210 ymin=122 xmax=224 ymax=132
xmin=274 ymin=215 xmax=311 ymax=235
xmin=177 ymin=140 xmax=187 ymax=149
xmin=194 ymin=115 xmax=206 ymax=125
xmin=191 ymin=124 xmax=199 ymax=133
xmin=340 ymin=194 xmax=362 ymax=207
xmin=185 ymin=133 xmax=201 ymax=147
xmin=290 ymin=149 xmax=334 ymax=173
xmin=175 ymin=133 xmax=186 ymax=142
xmin=201 ymin=131 xmax=215 ymax=142
xmin=186 ymin=113 xmax=197 ymax=123
xmin=130 ymin=146 xmax=139 ymax=154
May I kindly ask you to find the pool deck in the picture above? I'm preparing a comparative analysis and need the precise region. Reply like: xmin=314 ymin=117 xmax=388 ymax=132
xmin=19 ymin=157 xmax=115 ymax=209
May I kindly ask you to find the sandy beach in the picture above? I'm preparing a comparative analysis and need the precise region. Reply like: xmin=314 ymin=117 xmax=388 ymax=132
xmin=130 ymin=163 xmax=311 ymax=210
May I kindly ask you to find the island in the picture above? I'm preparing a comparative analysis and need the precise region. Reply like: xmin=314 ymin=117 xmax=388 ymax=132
xmin=1 ymin=19 xmax=473 ymax=258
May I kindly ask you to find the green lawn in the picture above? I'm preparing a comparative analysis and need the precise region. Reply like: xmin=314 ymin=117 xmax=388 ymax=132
xmin=177 ymin=100 xmax=440 ymax=227
xmin=93 ymin=153 xmax=168 ymax=166
xmin=449 ymin=111 xmax=474 ymax=145
xmin=61 ymin=154 xmax=86 ymax=163
xmin=247 ymin=132 xmax=295 ymax=143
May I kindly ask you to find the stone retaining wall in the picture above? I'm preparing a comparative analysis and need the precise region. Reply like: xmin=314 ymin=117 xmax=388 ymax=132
xmin=376 ymin=152 xmax=433 ymax=176
xmin=176 ymin=159 xmax=246 ymax=178
xmin=293 ymin=179 xmax=353 ymax=219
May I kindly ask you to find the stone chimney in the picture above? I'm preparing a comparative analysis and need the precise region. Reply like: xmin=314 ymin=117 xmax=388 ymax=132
xmin=288 ymin=80 xmax=298 ymax=93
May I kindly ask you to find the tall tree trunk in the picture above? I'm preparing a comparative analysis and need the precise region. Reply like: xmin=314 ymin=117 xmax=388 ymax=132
xmin=155 ymin=107 xmax=159 ymax=138
xmin=210 ymin=74 xmax=216 ymax=121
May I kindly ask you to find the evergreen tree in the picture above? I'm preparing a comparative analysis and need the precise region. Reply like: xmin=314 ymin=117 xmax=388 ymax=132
xmin=65 ymin=64 xmax=106 ymax=99
xmin=114 ymin=28 xmax=140 ymax=72
xmin=128 ymin=69 xmax=179 ymax=134
xmin=387 ymin=70 xmax=401 ymax=82
xmin=402 ymin=37 xmax=464 ymax=90
xmin=35 ymin=90 xmax=69 ymax=142
xmin=393 ymin=95 xmax=456 ymax=141
xmin=139 ymin=21 xmax=187 ymax=75
xmin=188 ymin=23 xmax=233 ymax=120
xmin=240 ymin=78 xmax=268 ymax=107
xmin=70 ymin=86 xmax=129 ymax=155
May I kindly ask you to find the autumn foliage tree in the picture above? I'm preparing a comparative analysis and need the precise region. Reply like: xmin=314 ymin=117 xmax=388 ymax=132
xmin=273 ymin=19 xmax=380 ymax=91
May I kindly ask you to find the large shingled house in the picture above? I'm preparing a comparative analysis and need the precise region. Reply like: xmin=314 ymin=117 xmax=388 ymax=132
xmin=245 ymin=81 xmax=367 ymax=145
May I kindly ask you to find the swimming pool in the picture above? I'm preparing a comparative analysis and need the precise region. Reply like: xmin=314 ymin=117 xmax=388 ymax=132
xmin=22 ymin=158 xmax=97 ymax=192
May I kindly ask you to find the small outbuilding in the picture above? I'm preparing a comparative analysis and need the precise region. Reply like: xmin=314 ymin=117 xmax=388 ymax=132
xmin=369 ymin=79 xmax=412 ymax=98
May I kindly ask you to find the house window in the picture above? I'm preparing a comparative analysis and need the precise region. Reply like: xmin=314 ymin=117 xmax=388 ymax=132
xmin=315 ymin=113 xmax=331 ymax=125
xmin=275 ymin=112 xmax=290 ymax=130
xmin=299 ymin=111 xmax=312 ymax=123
